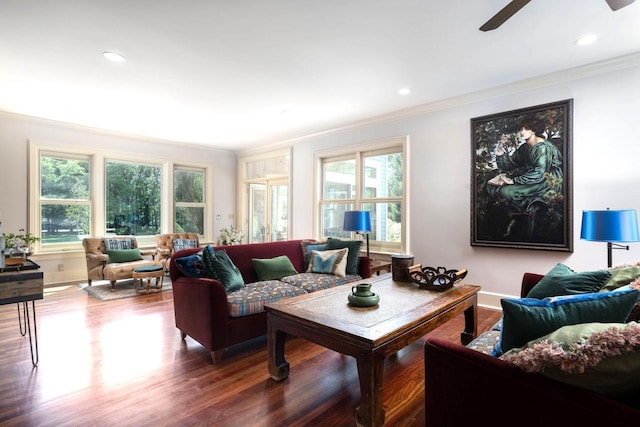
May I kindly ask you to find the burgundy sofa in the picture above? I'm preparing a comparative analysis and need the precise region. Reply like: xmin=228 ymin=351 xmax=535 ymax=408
xmin=169 ymin=239 xmax=371 ymax=363
xmin=424 ymin=273 xmax=640 ymax=426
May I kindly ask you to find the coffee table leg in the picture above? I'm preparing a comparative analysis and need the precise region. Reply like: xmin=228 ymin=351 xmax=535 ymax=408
xmin=267 ymin=319 xmax=289 ymax=381
xmin=461 ymin=301 xmax=478 ymax=345
xmin=355 ymin=353 xmax=386 ymax=427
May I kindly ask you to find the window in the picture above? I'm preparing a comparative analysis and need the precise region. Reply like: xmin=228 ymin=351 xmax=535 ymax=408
xmin=174 ymin=167 xmax=205 ymax=234
xmin=40 ymin=153 xmax=91 ymax=249
xmin=317 ymin=138 xmax=407 ymax=254
xmin=105 ymin=160 xmax=161 ymax=236
xmin=29 ymin=141 xmax=211 ymax=252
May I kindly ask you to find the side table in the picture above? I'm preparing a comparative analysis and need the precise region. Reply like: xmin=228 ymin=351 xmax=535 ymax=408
xmin=0 ymin=269 xmax=43 ymax=366
xmin=370 ymin=259 xmax=392 ymax=276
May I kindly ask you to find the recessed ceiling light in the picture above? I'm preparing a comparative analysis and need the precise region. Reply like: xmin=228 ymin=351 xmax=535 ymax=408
xmin=574 ymin=34 xmax=599 ymax=46
xmin=103 ymin=51 xmax=126 ymax=62
xmin=398 ymin=87 xmax=411 ymax=96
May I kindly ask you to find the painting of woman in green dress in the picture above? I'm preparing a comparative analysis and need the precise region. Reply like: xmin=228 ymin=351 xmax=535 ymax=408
xmin=471 ymin=100 xmax=573 ymax=251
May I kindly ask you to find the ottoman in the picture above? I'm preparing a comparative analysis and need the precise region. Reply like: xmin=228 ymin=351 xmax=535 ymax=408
xmin=132 ymin=265 xmax=164 ymax=294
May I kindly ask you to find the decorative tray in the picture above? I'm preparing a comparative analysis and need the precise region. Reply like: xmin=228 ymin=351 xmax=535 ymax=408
xmin=407 ymin=264 xmax=467 ymax=292
xmin=0 ymin=258 xmax=41 ymax=272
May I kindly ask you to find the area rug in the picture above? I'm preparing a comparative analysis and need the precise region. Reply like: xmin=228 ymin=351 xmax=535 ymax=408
xmin=79 ymin=276 xmax=172 ymax=301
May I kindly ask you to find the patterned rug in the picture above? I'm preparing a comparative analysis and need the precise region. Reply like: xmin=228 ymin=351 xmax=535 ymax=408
xmin=79 ymin=276 xmax=172 ymax=301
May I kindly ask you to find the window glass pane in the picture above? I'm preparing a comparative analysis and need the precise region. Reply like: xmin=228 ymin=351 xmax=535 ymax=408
xmin=362 ymin=202 xmax=402 ymax=243
xmin=323 ymin=159 xmax=355 ymax=200
xmin=321 ymin=202 xmax=353 ymax=238
xmin=175 ymin=206 xmax=204 ymax=234
xmin=106 ymin=161 xmax=161 ymax=236
xmin=248 ymin=183 xmax=266 ymax=243
xmin=270 ymin=183 xmax=288 ymax=241
xmin=363 ymin=152 xmax=403 ymax=198
xmin=41 ymin=204 xmax=90 ymax=245
xmin=174 ymin=169 xmax=204 ymax=203
xmin=41 ymin=156 xmax=89 ymax=199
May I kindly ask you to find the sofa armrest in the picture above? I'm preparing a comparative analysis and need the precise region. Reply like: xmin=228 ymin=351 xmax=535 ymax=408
xmin=140 ymin=248 xmax=158 ymax=259
xmin=521 ymin=272 xmax=544 ymax=297
xmin=424 ymin=338 xmax=639 ymax=426
xmin=172 ymin=277 xmax=231 ymax=351
xmin=86 ymin=253 xmax=109 ymax=263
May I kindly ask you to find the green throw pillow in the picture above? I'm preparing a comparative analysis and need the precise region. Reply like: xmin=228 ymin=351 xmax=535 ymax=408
xmin=252 ymin=255 xmax=298 ymax=281
xmin=107 ymin=248 xmax=143 ymax=263
xmin=202 ymin=247 xmax=244 ymax=292
xmin=326 ymin=237 xmax=362 ymax=275
xmin=498 ymin=287 xmax=640 ymax=355
xmin=600 ymin=265 xmax=640 ymax=292
xmin=526 ymin=263 xmax=611 ymax=299
xmin=501 ymin=322 xmax=640 ymax=400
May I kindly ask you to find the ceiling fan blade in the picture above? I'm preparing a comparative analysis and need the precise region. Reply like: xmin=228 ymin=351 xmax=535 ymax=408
xmin=480 ymin=0 xmax=532 ymax=32
xmin=605 ymin=0 xmax=635 ymax=11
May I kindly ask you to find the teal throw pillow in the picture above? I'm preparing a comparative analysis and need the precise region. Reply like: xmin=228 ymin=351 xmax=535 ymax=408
xmin=501 ymin=322 xmax=640 ymax=400
xmin=175 ymin=249 xmax=206 ymax=278
xmin=202 ymin=247 xmax=244 ymax=291
xmin=107 ymin=248 xmax=143 ymax=263
xmin=498 ymin=287 xmax=640 ymax=355
xmin=307 ymin=248 xmax=348 ymax=277
xmin=600 ymin=265 xmax=640 ymax=292
xmin=301 ymin=240 xmax=328 ymax=269
xmin=326 ymin=237 xmax=362 ymax=275
xmin=526 ymin=263 xmax=611 ymax=299
xmin=252 ymin=255 xmax=298 ymax=281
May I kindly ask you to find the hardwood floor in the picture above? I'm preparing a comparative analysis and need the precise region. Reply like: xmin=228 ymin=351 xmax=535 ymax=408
xmin=0 ymin=283 xmax=501 ymax=426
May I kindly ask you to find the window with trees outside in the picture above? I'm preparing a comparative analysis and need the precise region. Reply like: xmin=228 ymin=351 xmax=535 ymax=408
xmin=30 ymin=142 xmax=210 ymax=252
xmin=174 ymin=167 xmax=205 ymax=235
xmin=318 ymin=139 xmax=407 ymax=254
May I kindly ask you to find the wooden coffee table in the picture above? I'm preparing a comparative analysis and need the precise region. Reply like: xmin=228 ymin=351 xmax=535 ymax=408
xmin=265 ymin=273 xmax=480 ymax=427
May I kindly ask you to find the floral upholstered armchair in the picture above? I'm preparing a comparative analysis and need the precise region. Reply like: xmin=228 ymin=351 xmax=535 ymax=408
xmin=82 ymin=237 xmax=159 ymax=290
xmin=155 ymin=233 xmax=200 ymax=272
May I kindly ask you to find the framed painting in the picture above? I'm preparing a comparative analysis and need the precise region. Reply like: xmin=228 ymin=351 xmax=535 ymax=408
xmin=470 ymin=99 xmax=573 ymax=251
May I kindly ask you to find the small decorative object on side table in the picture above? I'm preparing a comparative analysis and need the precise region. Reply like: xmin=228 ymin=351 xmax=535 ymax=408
xmin=407 ymin=264 xmax=468 ymax=291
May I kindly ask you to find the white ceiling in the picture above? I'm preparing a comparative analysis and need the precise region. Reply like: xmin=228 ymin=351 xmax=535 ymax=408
xmin=1 ymin=1 xmax=639 ymax=151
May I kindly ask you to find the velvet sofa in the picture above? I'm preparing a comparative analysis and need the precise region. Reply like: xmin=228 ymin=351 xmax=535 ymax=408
xmin=170 ymin=239 xmax=371 ymax=363
xmin=424 ymin=272 xmax=640 ymax=426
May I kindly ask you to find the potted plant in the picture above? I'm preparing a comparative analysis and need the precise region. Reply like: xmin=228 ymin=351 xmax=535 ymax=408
xmin=2 ymin=228 xmax=41 ymax=255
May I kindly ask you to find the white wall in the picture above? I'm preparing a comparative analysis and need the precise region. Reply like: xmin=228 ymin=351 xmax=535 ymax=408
xmin=289 ymin=55 xmax=640 ymax=308
xmin=0 ymin=113 xmax=237 ymax=285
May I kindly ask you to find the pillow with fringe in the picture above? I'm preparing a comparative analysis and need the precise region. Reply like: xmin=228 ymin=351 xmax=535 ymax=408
xmin=500 ymin=322 xmax=640 ymax=399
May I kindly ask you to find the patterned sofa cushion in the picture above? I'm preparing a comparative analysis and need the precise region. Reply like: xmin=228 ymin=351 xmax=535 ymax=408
xmin=226 ymin=280 xmax=307 ymax=317
xmin=280 ymin=272 xmax=362 ymax=293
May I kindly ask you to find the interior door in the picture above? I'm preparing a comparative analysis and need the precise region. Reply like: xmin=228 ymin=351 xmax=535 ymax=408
xmin=247 ymin=179 xmax=288 ymax=243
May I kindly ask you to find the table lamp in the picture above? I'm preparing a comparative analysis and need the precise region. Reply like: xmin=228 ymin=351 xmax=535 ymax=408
xmin=580 ymin=209 xmax=640 ymax=268
xmin=343 ymin=211 xmax=372 ymax=258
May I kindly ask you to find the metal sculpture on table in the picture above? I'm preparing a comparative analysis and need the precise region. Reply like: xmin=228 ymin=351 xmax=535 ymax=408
xmin=407 ymin=265 xmax=467 ymax=292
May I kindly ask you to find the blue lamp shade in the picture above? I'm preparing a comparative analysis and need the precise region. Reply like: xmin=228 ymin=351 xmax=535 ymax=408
xmin=580 ymin=209 xmax=640 ymax=242
xmin=343 ymin=211 xmax=372 ymax=233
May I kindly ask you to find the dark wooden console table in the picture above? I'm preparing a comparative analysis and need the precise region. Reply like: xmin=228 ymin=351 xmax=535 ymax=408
xmin=0 ymin=268 xmax=44 ymax=366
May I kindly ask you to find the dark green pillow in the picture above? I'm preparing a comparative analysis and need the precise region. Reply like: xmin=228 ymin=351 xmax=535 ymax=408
xmin=107 ymin=248 xmax=143 ymax=263
xmin=202 ymin=247 xmax=244 ymax=292
xmin=252 ymin=255 xmax=298 ymax=281
xmin=600 ymin=265 xmax=640 ymax=292
xmin=526 ymin=263 xmax=611 ymax=299
xmin=498 ymin=288 xmax=640 ymax=354
xmin=326 ymin=237 xmax=362 ymax=275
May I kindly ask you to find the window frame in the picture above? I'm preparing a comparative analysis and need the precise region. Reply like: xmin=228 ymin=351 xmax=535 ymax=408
xmin=28 ymin=140 xmax=212 ymax=253
xmin=314 ymin=136 xmax=409 ymax=255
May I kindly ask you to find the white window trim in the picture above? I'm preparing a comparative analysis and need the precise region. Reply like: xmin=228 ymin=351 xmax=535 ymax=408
xmin=28 ymin=140 xmax=214 ymax=253
xmin=313 ymin=136 xmax=410 ymax=255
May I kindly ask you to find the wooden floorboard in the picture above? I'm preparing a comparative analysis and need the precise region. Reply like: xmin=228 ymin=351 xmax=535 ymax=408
xmin=0 ymin=282 xmax=501 ymax=426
